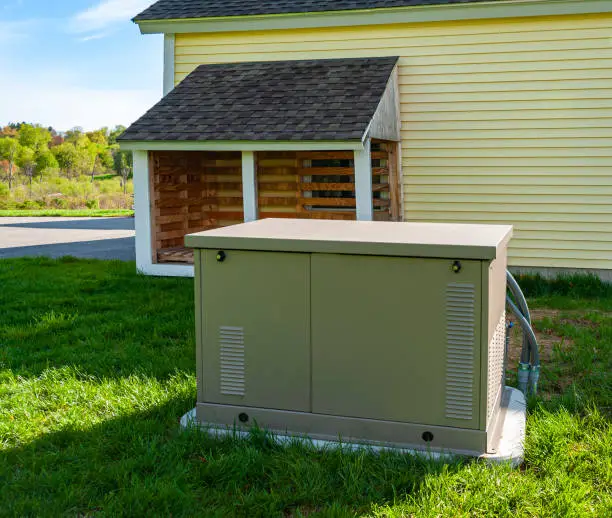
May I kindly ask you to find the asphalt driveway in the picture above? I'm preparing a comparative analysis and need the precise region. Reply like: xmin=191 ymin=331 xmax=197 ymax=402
xmin=0 ymin=217 xmax=136 ymax=261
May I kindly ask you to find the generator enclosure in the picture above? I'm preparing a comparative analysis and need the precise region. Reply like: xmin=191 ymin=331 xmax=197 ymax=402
xmin=185 ymin=219 xmax=513 ymax=456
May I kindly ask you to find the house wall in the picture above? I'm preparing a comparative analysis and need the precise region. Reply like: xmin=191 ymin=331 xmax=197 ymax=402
xmin=173 ymin=13 xmax=612 ymax=270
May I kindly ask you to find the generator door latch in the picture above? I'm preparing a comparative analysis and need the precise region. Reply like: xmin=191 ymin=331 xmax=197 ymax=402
xmin=452 ymin=260 xmax=462 ymax=274
xmin=216 ymin=251 xmax=226 ymax=263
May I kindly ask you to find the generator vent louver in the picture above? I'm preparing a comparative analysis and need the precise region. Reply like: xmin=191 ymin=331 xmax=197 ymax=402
xmin=219 ymin=326 xmax=245 ymax=396
xmin=445 ymin=283 xmax=476 ymax=420
xmin=487 ymin=312 xmax=507 ymax=424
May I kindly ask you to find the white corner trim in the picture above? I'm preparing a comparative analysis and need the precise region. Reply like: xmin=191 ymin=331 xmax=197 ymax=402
xmin=354 ymin=139 xmax=373 ymax=221
xmin=120 ymin=140 xmax=364 ymax=152
xmin=137 ymin=0 xmax=612 ymax=35
xmin=133 ymin=150 xmax=154 ymax=274
xmin=163 ymin=33 xmax=176 ymax=95
xmin=242 ymin=151 xmax=258 ymax=222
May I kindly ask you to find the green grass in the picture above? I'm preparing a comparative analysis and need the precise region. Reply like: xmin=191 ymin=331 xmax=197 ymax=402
xmin=0 ymin=209 xmax=134 ymax=218
xmin=0 ymin=259 xmax=610 ymax=517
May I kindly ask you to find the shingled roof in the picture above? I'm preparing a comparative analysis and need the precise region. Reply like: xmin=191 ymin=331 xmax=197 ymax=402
xmin=135 ymin=0 xmax=499 ymax=21
xmin=119 ymin=57 xmax=399 ymax=143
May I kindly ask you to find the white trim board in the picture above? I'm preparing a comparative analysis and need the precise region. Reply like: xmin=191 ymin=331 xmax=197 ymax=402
xmin=132 ymin=150 xmax=154 ymax=274
xmin=163 ymin=34 xmax=175 ymax=96
xmin=354 ymin=139 xmax=373 ymax=221
xmin=241 ymin=151 xmax=258 ymax=222
xmin=137 ymin=0 xmax=612 ymax=35
xmin=120 ymin=140 xmax=365 ymax=152
xmin=368 ymin=66 xmax=401 ymax=143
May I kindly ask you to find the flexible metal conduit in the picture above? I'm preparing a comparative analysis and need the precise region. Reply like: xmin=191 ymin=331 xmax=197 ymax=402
xmin=506 ymin=270 xmax=541 ymax=395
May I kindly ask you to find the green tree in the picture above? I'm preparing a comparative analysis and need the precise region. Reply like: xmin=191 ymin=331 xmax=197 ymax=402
xmin=35 ymin=150 xmax=59 ymax=182
xmin=113 ymin=150 xmax=133 ymax=195
xmin=99 ymin=148 xmax=115 ymax=171
xmin=85 ymin=141 xmax=107 ymax=182
xmin=108 ymin=125 xmax=126 ymax=146
xmin=52 ymin=142 xmax=79 ymax=178
xmin=0 ymin=137 xmax=21 ymax=190
xmin=86 ymin=128 xmax=109 ymax=146
xmin=17 ymin=146 xmax=36 ymax=193
xmin=18 ymin=124 xmax=52 ymax=154
xmin=64 ymin=127 xmax=85 ymax=144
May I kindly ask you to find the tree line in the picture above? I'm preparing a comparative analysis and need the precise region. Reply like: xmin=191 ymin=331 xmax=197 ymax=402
xmin=0 ymin=123 xmax=133 ymax=194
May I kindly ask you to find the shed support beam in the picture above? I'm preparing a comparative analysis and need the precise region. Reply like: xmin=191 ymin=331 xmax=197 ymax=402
xmin=354 ymin=139 xmax=373 ymax=221
xmin=242 ymin=151 xmax=258 ymax=222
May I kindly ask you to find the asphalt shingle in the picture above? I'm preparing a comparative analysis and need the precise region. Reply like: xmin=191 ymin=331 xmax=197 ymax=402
xmin=119 ymin=57 xmax=399 ymax=143
xmin=135 ymin=1 xmax=502 ymax=21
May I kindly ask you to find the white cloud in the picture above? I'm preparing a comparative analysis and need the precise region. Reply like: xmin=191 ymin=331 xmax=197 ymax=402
xmin=79 ymin=32 xmax=111 ymax=42
xmin=0 ymin=76 xmax=161 ymax=132
xmin=71 ymin=0 xmax=153 ymax=33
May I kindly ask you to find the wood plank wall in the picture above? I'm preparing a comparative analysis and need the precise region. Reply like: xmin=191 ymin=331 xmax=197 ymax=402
xmin=257 ymin=141 xmax=394 ymax=222
xmin=152 ymin=143 xmax=398 ymax=264
xmin=151 ymin=151 xmax=243 ymax=263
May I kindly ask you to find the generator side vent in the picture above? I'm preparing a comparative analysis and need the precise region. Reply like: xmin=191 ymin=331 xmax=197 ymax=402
xmin=487 ymin=312 xmax=506 ymax=424
xmin=219 ymin=326 xmax=245 ymax=396
xmin=445 ymin=283 xmax=476 ymax=421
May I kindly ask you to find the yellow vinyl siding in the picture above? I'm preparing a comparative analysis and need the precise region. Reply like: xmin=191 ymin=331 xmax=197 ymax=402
xmin=175 ymin=13 xmax=612 ymax=270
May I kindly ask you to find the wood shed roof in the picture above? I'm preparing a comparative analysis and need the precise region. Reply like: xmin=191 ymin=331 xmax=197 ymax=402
xmin=119 ymin=57 xmax=399 ymax=143
xmin=135 ymin=1 xmax=498 ymax=21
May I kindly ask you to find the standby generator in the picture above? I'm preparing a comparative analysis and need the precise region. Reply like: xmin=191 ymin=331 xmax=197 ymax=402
xmin=185 ymin=219 xmax=520 ymax=457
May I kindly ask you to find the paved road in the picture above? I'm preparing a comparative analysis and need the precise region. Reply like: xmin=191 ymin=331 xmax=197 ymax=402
xmin=0 ymin=217 xmax=136 ymax=261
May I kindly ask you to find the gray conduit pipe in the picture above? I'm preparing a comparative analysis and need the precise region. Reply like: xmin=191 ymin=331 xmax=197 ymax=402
xmin=506 ymin=271 xmax=532 ymax=365
xmin=506 ymin=270 xmax=541 ymax=395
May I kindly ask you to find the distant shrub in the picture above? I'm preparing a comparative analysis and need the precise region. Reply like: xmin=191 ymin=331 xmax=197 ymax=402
xmin=0 ymin=182 xmax=9 ymax=197
xmin=53 ymin=198 xmax=68 ymax=209
xmin=0 ymin=199 xmax=16 ymax=210
xmin=1 ymin=175 xmax=133 ymax=211
xmin=18 ymin=200 xmax=42 ymax=210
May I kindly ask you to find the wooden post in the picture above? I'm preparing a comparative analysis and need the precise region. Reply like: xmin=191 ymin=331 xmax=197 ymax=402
xmin=354 ymin=139 xmax=373 ymax=221
xmin=388 ymin=142 xmax=402 ymax=222
xmin=242 ymin=151 xmax=258 ymax=222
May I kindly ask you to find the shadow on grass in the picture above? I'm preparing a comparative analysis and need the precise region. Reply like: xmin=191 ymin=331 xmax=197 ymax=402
xmin=0 ymin=395 xmax=465 ymax=518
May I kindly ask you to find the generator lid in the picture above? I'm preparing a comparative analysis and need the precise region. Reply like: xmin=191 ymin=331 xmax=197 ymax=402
xmin=185 ymin=219 xmax=513 ymax=261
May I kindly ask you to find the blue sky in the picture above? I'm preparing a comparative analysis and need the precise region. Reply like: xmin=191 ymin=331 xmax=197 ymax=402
xmin=0 ymin=0 xmax=163 ymax=131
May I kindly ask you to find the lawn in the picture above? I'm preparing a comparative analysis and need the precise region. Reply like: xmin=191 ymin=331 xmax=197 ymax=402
xmin=0 ymin=209 xmax=134 ymax=218
xmin=0 ymin=258 xmax=610 ymax=517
